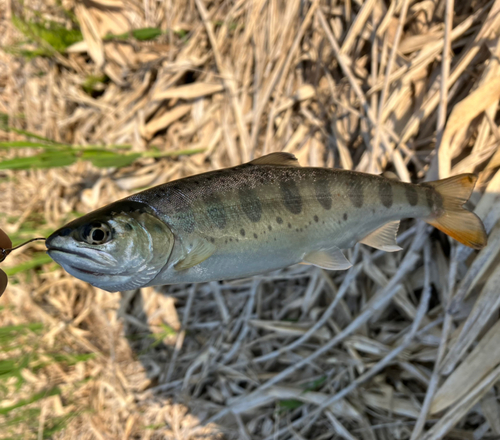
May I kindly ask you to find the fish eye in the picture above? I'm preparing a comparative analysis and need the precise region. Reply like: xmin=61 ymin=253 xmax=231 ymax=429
xmin=80 ymin=222 xmax=112 ymax=245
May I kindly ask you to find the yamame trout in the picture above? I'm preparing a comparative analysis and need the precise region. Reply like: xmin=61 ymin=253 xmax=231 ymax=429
xmin=46 ymin=152 xmax=488 ymax=291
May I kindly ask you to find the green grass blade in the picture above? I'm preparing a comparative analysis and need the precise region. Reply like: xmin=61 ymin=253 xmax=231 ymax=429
xmin=0 ymin=387 xmax=61 ymax=415
xmin=12 ymin=15 xmax=83 ymax=54
xmin=105 ymin=27 xmax=163 ymax=41
xmin=4 ymin=254 xmax=53 ymax=276
xmin=81 ymin=150 xmax=141 ymax=168
xmin=0 ymin=151 xmax=77 ymax=170
xmin=0 ymin=141 xmax=66 ymax=150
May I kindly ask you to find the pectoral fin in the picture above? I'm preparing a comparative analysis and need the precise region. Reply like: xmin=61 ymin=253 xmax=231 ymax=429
xmin=303 ymin=248 xmax=352 ymax=270
xmin=360 ymin=220 xmax=402 ymax=252
xmin=174 ymin=237 xmax=216 ymax=271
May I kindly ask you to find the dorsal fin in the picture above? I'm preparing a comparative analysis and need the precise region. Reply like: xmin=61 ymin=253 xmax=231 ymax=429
xmin=382 ymin=171 xmax=399 ymax=180
xmin=249 ymin=152 xmax=301 ymax=167
xmin=360 ymin=220 xmax=402 ymax=252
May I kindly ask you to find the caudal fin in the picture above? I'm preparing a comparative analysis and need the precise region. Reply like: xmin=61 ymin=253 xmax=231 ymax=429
xmin=424 ymin=174 xmax=487 ymax=249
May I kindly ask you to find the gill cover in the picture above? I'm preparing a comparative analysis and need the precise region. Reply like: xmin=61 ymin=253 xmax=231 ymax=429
xmin=46 ymin=202 xmax=174 ymax=292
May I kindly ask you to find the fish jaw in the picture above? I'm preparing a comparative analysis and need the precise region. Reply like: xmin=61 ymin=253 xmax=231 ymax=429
xmin=46 ymin=230 xmax=134 ymax=291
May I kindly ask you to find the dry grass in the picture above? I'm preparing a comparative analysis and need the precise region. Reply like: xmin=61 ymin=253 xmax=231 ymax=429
xmin=1 ymin=0 xmax=500 ymax=438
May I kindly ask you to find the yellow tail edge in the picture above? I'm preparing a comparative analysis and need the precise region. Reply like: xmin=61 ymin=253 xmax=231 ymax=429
xmin=424 ymin=174 xmax=487 ymax=250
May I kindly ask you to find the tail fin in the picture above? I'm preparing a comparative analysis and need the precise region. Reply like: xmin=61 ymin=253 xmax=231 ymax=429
xmin=424 ymin=174 xmax=487 ymax=249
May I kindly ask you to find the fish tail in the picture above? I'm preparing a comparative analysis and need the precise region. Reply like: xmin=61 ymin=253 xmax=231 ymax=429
xmin=424 ymin=174 xmax=487 ymax=249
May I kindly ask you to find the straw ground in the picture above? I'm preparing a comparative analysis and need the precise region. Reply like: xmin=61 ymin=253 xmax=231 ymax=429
xmin=1 ymin=0 xmax=500 ymax=439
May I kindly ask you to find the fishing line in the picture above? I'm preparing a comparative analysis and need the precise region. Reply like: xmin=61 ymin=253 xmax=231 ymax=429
xmin=0 ymin=237 xmax=46 ymax=263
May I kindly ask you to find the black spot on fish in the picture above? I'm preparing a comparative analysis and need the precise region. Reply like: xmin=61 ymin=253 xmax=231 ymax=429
xmin=314 ymin=215 xmax=319 ymax=223
xmin=379 ymin=180 xmax=393 ymax=208
xmin=276 ymin=216 xmax=283 ymax=224
xmin=314 ymin=179 xmax=332 ymax=210
xmin=405 ymin=185 xmax=419 ymax=206
xmin=288 ymin=223 xmax=292 ymax=228
xmin=280 ymin=180 xmax=302 ymax=214
xmin=177 ymin=209 xmax=195 ymax=234
xmin=254 ymin=233 xmax=258 ymax=239
xmin=425 ymin=188 xmax=433 ymax=209
xmin=296 ymin=228 xmax=299 ymax=232
xmin=230 ymin=238 xmax=233 ymax=241
xmin=210 ymin=237 xmax=215 ymax=243
xmin=422 ymin=186 xmax=443 ymax=213
xmin=239 ymin=188 xmax=262 ymax=222
xmin=205 ymin=194 xmax=226 ymax=229
xmin=347 ymin=174 xmax=364 ymax=207
xmin=343 ymin=213 xmax=348 ymax=221
xmin=268 ymin=225 xmax=272 ymax=231
xmin=125 ymin=223 xmax=133 ymax=231
xmin=240 ymin=228 xmax=246 ymax=236
xmin=422 ymin=186 xmax=435 ymax=210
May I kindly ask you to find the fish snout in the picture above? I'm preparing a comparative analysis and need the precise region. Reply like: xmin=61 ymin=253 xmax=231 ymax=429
xmin=46 ymin=227 xmax=73 ymax=249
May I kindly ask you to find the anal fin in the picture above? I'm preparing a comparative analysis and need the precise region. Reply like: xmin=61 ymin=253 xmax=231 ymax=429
xmin=360 ymin=220 xmax=402 ymax=252
xmin=303 ymin=248 xmax=352 ymax=270
xmin=175 ymin=237 xmax=216 ymax=271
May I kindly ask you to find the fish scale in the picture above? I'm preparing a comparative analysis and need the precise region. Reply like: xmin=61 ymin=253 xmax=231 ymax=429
xmin=46 ymin=152 xmax=488 ymax=292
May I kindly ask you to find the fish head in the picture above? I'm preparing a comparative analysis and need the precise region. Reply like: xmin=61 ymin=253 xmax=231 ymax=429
xmin=46 ymin=201 xmax=174 ymax=292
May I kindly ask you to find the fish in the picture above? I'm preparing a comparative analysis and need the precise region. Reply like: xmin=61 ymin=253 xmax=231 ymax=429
xmin=46 ymin=152 xmax=488 ymax=292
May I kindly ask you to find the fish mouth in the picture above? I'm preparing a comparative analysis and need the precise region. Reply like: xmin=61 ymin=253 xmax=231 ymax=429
xmin=69 ymin=265 xmax=103 ymax=277
xmin=47 ymin=248 xmax=106 ymax=277
xmin=47 ymin=246 xmax=101 ymax=264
